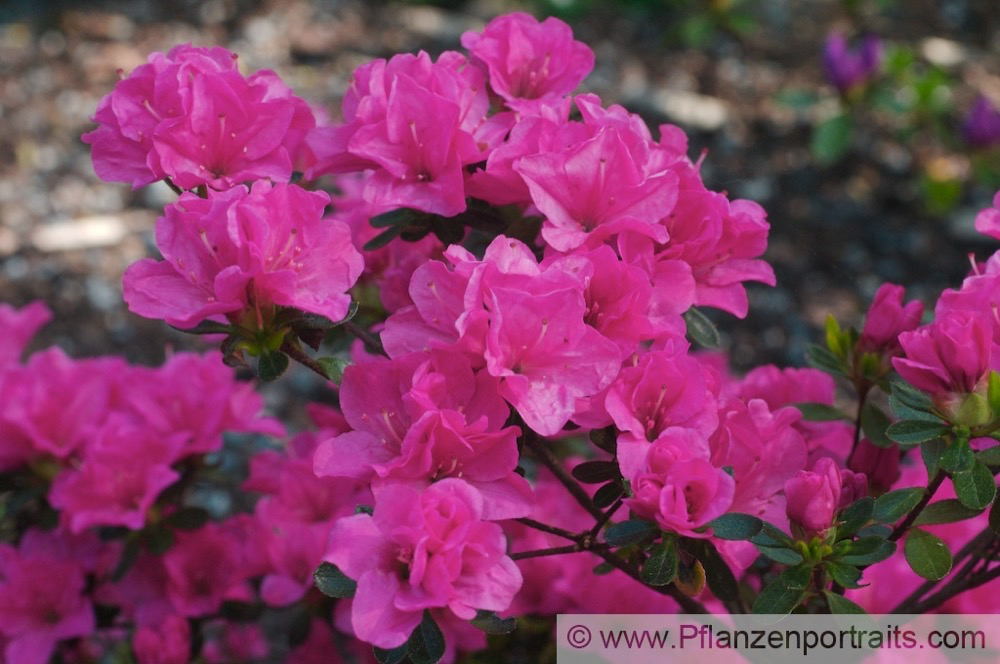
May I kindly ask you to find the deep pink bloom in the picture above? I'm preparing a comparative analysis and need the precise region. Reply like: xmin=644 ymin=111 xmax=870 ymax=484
xmin=325 ymin=480 xmax=522 ymax=649
xmin=314 ymin=351 xmax=530 ymax=519
xmin=461 ymin=13 xmax=594 ymax=112
xmin=123 ymin=181 xmax=363 ymax=329
xmin=784 ymin=457 xmax=845 ymax=536
xmin=0 ymin=534 xmax=95 ymax=664
xmin=133 ymin=615 xmax=190 ymax=664
xmin=0 ymin=301 xmax=50 ymax=368
xmin=823 ymin=33 xmax=882 ymax=94
xmin=162 ymin=522 xmax=256 ymax=617
xmin=893 ymin=310 xmax=993 ymax=395
xmin=606 ymin=347 xmax=719 ymax=478
xmin=859 ymin=283 xmax=924 ymax=354
xmin=849 ymin=439 xmax=900 ymax=495
xmin=517 ymin=126 xmax=677 ymax=252
xmin=304 ymin=51 xmax=487 ymax=216
xmin=624 ymin=429 xmax=735 ymax=537
xmin=83 ymin=44 xmax=313 ymax=190
xmin=974 ymin=191 xmax=1000 ymax=241
xmin=48 ymin=416 xmax=183 ymax=533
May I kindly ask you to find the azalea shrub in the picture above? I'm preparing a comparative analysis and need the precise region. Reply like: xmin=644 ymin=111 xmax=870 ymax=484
xmin=5 ymin=10 xmax=1000 ymax=664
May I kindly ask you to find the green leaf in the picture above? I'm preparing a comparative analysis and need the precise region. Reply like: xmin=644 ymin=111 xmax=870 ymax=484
xmin=603 ymin=519 xmax=658 ymax=547
xmin=707 ymin=513 xmax=763 ymax=541
xmin=825 ymin=561 xmax=865 ymax=589
xmin=317 ymin=357 xmax=352 ymax=384
xmin=756 ymin=545 xmax=805 ymax=565
xmin=753 ymin=522 xmax=796 ymax=548
xmin=860 ymin=403 xmax=893 ymax=448
xmin=592 ymin=481 xmax=624 ymax=508
xmin=373 ymin=644 xmax=408 ymax=664
xmin=145 ymin=527 xmax=174 ymax=555
xmin=163 ymin=507 xmax=209 ymax=531
xmin=571 ymin=460 xmax=620 ymax=484
xmin=825 ymin=314 xmax=845 ymax=358
xmin=589 ymin=426 xmax=617 ymax=454
xmin=889 ymin=395 xmax=943 ymax=423
xmin=592 ymin=562 xmax=615 ymax=575
xmin=699 ymin=541 xmax=739 ymax=601
xmin=886 ymin=420 xmax=950 ymax=447
xmin=873 ymin=487 xmax=925 ymax=524
xmin=256 ymin=350 xmax=289 ymax=382
xmin=922 ymin=438 xmax=948 ymax=478
xmin=890 ymin=380 xmax=937 ymax=414
xmin=976 ymin=446 xmax=1000 ymax=467
xmin=470 ymin=610 xmax=517 ymax=635
xmin=169 ymin=320 xmax=235 ymax=336
xmin=856 ymin=525 xmax=893 ymax=539
xmin=313 ymin=562 xmax=357 ymax=599
xmin=823 ymin=590 xmax=869 ymax=614
xmin=640 ymin=540 xmax=679 ymax=587
xmin=792 ymin=402 xmax=851 ymax=422
xmin=838 ymin=497 xmax=874 ymax=538
xmin=811 ymin=113 xmax=853 ymax=164
xmin=363 ymin=223 xmax=405 ymax=251
xmin=683 ymin=307 xmax=720 ymax=349
xmin=840 ymin=540 xmax=896 ymax=566
xmin=904 ymin=528 xmax=953 ymax=581
xmin=913 ymin=499 xmax=984 ymax=526
xmin=752 ymin=575 xmax=808 ymax=615
xmin=370 ymin=208 xmax=419 ymax=228
xmin=952 ymin=461 xmax=997 ymax=510
xmin=781 ymin=564 xmax=814 ymax=590
xmin=806 ymin=343 xmax=846 ymax=376
xmin=407 ymin=611 xmax=446 ymax=664
xmin=940 ymin=441 xmax=975 ymax=474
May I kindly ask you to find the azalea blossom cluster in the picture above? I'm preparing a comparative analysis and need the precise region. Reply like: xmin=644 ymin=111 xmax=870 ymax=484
xmin=7 ymin=9 xmax=1000 ymax=664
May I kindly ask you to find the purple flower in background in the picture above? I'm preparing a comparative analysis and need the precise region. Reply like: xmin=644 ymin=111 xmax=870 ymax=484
xmin=962 ymin=96 xmax=1000 ymax=150
xmin=823 ymin=32 xmax=882 ymax=94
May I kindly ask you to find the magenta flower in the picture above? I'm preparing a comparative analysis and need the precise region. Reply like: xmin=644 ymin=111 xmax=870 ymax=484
xmin=859 ymin=283 xmax=925 ymax=354
xmin=48 ymin=417 xmax=182 ymax=533
xmin=0 ymin=301 xmax=50 ymax=368
xmin=823 ymin=33 xmax=882 ymax=94
xmin=325 ymin=480 xmax=522 ymax=649
xmin=624 ymin=429 xmax=735 ymax=538
xmin=122 ymin=181 xmax=363 ymax=329
xmin=962 ymin=96 xmax=1000 ymax=150
xmin=82 ymin=44 xmax=314 ymax=190
xmin=0 ymin=534 xmax=95 ymax=664
xmin=517 ymin=126 xmax=677 ymax=252
xmin=893 ymin=310 xmax=993 ymax=396
xmin=785 ymin=457 xmax=845 ymax=536
xmin=304 ymin=51 xmax=487 ymax=216
xmin=849 ymin=439 xmax=900 ymax=495
xmin=133 ymin=615 xmax=190 ymax=664
xmin=461 ymin=12 xmax=594 ymax=112
xmin=974 ymin=191 xmax=1000 ymax=241
xmin=162 ymin=522 xmax=256 ymax=617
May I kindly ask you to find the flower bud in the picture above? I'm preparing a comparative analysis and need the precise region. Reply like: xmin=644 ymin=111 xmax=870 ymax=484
xmin=785 ymin=457 xmax=842 ymax=536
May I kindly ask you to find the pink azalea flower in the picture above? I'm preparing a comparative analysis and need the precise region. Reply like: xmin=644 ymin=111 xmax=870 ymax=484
xmin=0 ymin=533 xmax=95 ymax=664
xmin=517 ymin=126 xmax=677 ymax=252
xmin=893 ymin=310 xmax=993 ymax=396
xmin=784 ymin=457 xmax=855 ymax=536
xmin=849 ymin=439 xmax=900 ymax=495
xmin=83 ymin=44 xmax=313 ymax=190
xmin=0 ymin=301 xmax=50 ymax=368
xmin=859 ymin=283 xmax=924 ymax=354
xmin=122 ymin=181 xmax=363 ymax=329
xmin=606 ymin=347 xmax=719 ymax=478
xmin=975 ymin=190 xmax=1000 ymax=240
xmin=162 ymin=521 xmax=257 ymax=617
xmin=133 ymin=615 xmax=190 ymax=664
xmin=314 ymin=351 xmax=530 ymax=519
xmin=461 ymin=13 xmax=594 ymax=112
xmin=304 ymin=51 xmax=487 ymax=216
xmin=624 ymin=429 xmax=735 ymax=537
xmin=324 ymin=480 xmax=522 ymax=649
xmin=48 ymin=416 xmax=183 ymax=533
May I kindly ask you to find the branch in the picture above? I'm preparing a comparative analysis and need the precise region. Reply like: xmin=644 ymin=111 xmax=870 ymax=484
xmin=514 ymin=518 xmax=581 ymax=542
xmin=889 ymin=471 xmax=946 ymax=542
xmin=523 ymin=432 xmax=604 ymax=521
xmin=280 ymin=341 xmax=331 ymax=381
xmin=510 ymin=542 xmax=610 ymax=561
xmin=591 ymin=547 xmax=710 ymax=614
xmin=343 ymin=321 xmax=386 ymax=357
xmin=590 ymin=497 xmax=625 ymax=537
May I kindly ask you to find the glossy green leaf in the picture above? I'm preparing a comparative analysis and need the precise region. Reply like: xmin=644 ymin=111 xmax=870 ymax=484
xmin=904 ymin=528 xmax=953 ymax=581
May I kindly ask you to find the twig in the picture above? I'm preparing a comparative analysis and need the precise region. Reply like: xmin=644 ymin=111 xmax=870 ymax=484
xmin=280 ymin=341 xmax=331 ymax=381
xmin=591 ymin=547 xmax=710 ymax=614
xmin=514 ymin=518 xmax=581 ymax=542
xmin=889 ymin=471 xmax=946 ymax=542
xmin=523 ymin=432 xmax=604 ymax=521
xmin=510 ymin=542 xmax=610 ymax=561
xmin=343 ymin=321 xmax=386 ymax=357
xmin=590 ymin=497 xmax=625 ymax=537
